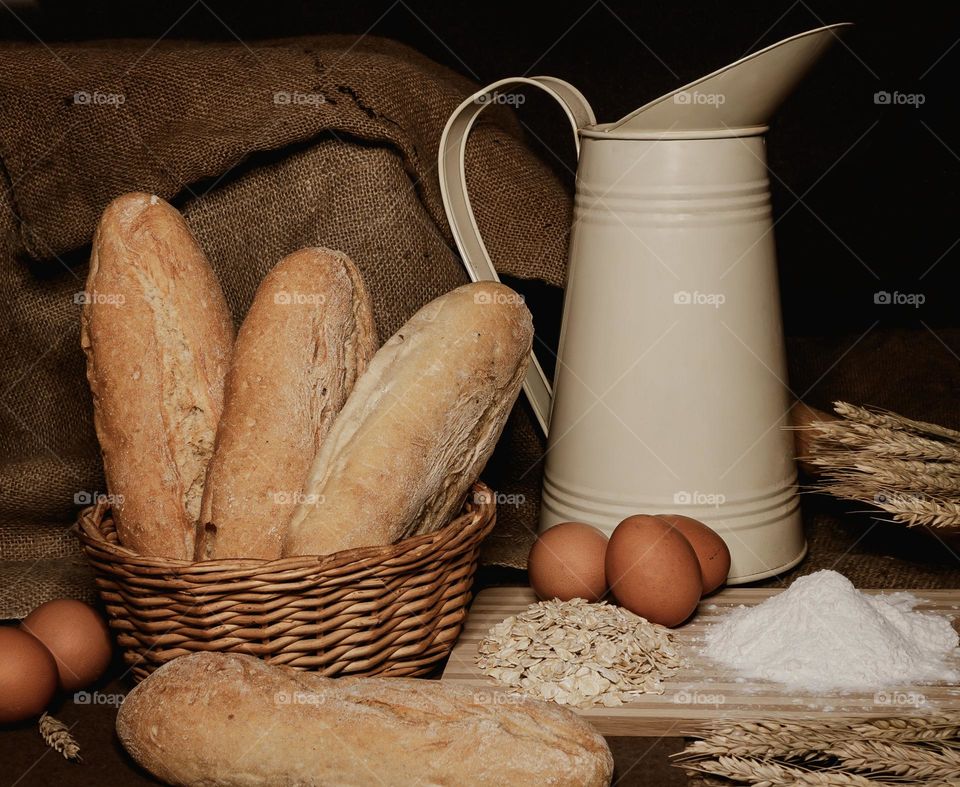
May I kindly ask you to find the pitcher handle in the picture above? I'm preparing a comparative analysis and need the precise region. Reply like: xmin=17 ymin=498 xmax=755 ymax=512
xmin=438 ymin=77 xmax=596 ymax=435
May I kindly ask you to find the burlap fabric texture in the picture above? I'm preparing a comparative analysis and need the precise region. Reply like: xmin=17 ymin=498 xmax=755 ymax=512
xmin=0 ymin=35 xmax=568 ymax=618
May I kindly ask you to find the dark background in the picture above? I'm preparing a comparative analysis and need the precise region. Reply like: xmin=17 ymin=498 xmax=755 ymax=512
xmin=0 ymin=5 xmax=956 ymax=785
xmin=1 ymin=0 xmax=957 ymax=337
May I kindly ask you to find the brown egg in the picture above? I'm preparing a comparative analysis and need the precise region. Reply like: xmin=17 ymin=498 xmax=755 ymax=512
xmin=528 ymin=522 xmax=609 ymax=602
xmin=0 ymin=627 xmax=58 ymax=723
xmin=21 ymin=600 xmax=112 ymax=692
xmin=655 ymin=514 xmax=731 ymax=594
xmin=605 ymin=514 xmax=702 ymax=627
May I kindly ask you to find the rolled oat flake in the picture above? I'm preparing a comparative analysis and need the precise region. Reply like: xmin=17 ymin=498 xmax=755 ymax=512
xmin=476 ymin=598 xmax=682 ymax=708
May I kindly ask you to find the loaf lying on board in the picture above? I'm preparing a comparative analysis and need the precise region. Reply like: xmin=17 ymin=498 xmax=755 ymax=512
xmin=116 ymin=652 xmax=613 ymax=786
xmin=196 ymin=247 xmax=377 ymax=560
xmin=283 ymin=280 xmax=533 ymax=556
xmin=80 ymin=193 xmax=234 ymax=559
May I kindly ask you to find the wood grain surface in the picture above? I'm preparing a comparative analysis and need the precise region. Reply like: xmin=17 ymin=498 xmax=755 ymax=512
xmin=441 ymin=586 xmax=960 ymax=736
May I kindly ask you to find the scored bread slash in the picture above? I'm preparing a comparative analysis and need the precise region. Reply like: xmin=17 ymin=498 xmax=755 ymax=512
xmin=282 ymin=280 xmax=533 ymax=556
xmin=477 ymin=597 xmax=683 ymax=708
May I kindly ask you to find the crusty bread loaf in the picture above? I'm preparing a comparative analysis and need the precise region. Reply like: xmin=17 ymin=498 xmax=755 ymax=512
xmin=116 ymin=652 xmax=613 ymax=786
xmin=195 ymin=248 xmax=377 ymax=560
xmin=282 ymin=281 xmax=532 ymax=556
xmin=80 ymin=193 xmax=234 ymax=559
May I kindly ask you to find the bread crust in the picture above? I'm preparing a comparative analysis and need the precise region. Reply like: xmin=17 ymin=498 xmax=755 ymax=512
xmin=116 ymin=652 xmax=614 ymax=786
xmin=282 ymin=281 xmax=532 ymax=556
xmin=80 ymin=193 xmax=234 ymax=559
xmin=196 ymin=247 xmax=377 ymax=560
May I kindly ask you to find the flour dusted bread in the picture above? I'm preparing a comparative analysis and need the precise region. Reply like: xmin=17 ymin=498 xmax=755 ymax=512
xmin=283 ymin=281 xmax=532 ymax=556
xmin=196 ymin=248 xmax=377 ymax=560
xmin=116 ymin=652 xmax=613 ymax=786
xmin=81 ymin=193 xmax=234 ymax=559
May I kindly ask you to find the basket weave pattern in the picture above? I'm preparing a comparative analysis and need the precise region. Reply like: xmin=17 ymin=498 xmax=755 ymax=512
xmin=77 ymin=483 xmax=496 ymax=682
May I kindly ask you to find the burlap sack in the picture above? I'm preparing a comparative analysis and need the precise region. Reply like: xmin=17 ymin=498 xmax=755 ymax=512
xmin=0 ymin=35 xmax=568 ymax=618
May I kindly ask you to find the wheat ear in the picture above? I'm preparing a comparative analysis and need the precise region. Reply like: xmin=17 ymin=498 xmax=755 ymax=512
xmin=828 ymin=738 xmax=960 ymax=782
xmin=851 ymin=716 xmax=960 ymax=742
xmin=832 ymin=401 xmax=960 ymax=443
xmin=38 ymin=713 xmax=82 ymax=763
xmin=682 ymin=754 xmax=907 ymax=786
xmin=677 ymin=716 xmax=960 ymax=786
xmin=794 ymin=401 xmax=960 ymax=526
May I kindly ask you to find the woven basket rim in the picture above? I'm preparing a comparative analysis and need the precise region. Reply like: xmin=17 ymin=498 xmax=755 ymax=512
xmin=77 ymin=481 xmax=496 ymax=574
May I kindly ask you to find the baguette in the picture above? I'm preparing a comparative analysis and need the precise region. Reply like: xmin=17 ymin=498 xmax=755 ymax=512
xmin=116 ymin=652 xmax=613 ymax=786
xmin=196 ymin=248 xmax=377 ymax=560
xmin=80 ymin=193 xmax=234 ymax=559
xmin=282 ymin=281 xmax=532 ymax=556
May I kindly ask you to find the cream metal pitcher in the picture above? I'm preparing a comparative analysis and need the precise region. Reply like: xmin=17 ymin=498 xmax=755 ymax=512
xmin=438 ymin=25 xmax=849 ymax=582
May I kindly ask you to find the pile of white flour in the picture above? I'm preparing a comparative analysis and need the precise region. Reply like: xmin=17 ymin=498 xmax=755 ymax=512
xmin=702 ymin=570 xmax=959 ymax=692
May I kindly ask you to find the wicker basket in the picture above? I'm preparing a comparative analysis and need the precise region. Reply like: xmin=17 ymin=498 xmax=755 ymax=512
xmin=77 ymin=483 xmax=496 ymax=682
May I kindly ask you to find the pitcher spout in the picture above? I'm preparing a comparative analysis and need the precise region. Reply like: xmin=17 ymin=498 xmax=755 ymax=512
xmin=608 ymin=23 xmax=852 ymax=133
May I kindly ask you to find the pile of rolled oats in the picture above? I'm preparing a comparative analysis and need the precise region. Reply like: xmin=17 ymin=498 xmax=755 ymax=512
xmin=476 ymin=598 xmax=682 ymax=708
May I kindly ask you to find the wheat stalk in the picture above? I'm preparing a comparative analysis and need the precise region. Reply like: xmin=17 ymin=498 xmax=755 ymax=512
xmin=38 ymin=713 xmax=82 ymax=763
xmin=829 ymin=739 xmax=960 ymax=782
xmin=823 ymin=465 xmax=960 ymax=494
xmin=820 ymin=484 xmax=960 ymax=527
xmin=679 ymin=719 xmax=835 ymax=760
xmin=676 ymin=716 xmax=960 ymax=787
xmin=683 ymin=754 xmax=906 ymax=786
xmin=681 ymin=716 xmax=960 ymax=751
xmin=795 ymin=401 xmax=960 ymax=527
xmin=808 ymin=424 xmax=960 ymax=462
xmin=832 ymin=402 xmax=960 ymax=443
xmin=814 ymin=457 xmax=960 ymax=478
xmin=851 ymin=716 xmax=960 ymax=742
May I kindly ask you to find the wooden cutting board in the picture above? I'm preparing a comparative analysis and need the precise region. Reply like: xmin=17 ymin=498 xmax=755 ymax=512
xmin=441 ymin=586 xmax=960 ymax=736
